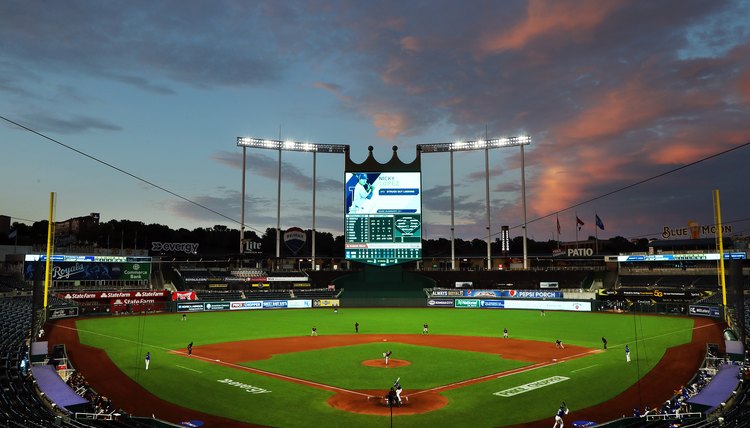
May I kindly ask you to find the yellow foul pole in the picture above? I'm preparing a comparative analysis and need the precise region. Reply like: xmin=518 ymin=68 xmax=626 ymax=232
xmin=43 ymin=192 xmax=56 ymax=309
xmin=712 ymin=190 xmax=727 ymax=311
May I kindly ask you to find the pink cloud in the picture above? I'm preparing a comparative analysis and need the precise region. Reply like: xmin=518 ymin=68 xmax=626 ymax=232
xmin=739 ymin=68 xmax=750 ymax=102
xmin=371 ymin=111 xmax=409 ymax=140
xmin=477 ymin=0 xmax=624 ymax=55
xmin=400 ymin=36 xmax=422 ymax=52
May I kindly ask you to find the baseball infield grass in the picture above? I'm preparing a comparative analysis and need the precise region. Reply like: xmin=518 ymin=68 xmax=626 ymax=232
xmin=74 ymin=308 xmax=695 ymax=427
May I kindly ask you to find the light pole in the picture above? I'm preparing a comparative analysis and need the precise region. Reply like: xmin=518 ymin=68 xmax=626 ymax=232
xmin=417 ymin=136 xmax=531 ymax=270
xmin=236 ymin=137 xmax=348 ymax=269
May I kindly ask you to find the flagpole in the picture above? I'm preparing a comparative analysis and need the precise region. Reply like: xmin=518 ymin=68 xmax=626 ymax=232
xmin=575 ymin=212 xmax=579 ymax=249
xmin=595 ymin=212 xmax=598 ymax=255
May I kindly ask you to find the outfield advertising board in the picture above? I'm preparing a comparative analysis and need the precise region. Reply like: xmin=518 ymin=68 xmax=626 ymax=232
xmin=313 ymin=299 xmax=340 ymax=307
xmin=226 ymin=300 xmax=313 ymax=311
xmin=204 ymin=302 xmax=231 ymax=311
xmin=688 ymin=305 xmax=721 ymax=318
xmin=427 ymin=299 xmax=455 ymax=307
xmin=455 ymin=299 xmax=481 ymax=308
xmin=448 ymin=299 xmax=591 ymax=311
xmin=177 ymin=302 xmax=204 ymax=312
xmin=480 ymin=300 xmax=505 ymax=308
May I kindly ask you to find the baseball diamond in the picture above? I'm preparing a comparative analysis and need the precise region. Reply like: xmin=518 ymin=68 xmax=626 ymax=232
xmin=46 ymin=307 xmax=723 ymax=428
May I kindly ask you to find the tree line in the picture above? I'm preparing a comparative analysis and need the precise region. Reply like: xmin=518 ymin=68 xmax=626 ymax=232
xmin=4 ymin=219 xmax=649 ymax=257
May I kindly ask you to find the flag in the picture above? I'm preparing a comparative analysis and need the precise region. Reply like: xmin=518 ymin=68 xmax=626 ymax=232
xmin=595 ymin=214 xmax=605 ymax=231
xmin=576 ymin=216 xmax=584 ymax=231
xmin=556 ymin=216 xmax=561 ymax=235
xmin=8 ymin=229 xmax=16 ymax=239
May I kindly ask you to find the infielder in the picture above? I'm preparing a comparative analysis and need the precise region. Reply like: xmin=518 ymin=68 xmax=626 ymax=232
xmin=384 ymin=350 xmax=392 ymax=366
xmin=503 ymin=327 xmax=508 ymax=339
xmin=553 ymin=402 xmax=568 ymax=428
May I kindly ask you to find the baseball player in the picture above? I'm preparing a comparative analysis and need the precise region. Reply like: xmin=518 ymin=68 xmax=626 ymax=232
xmin=384 ymin=350 xmax=392 ymax=365
xmin=555 ymin=339 xmax=564 ymax=349
xmin=394 ymin=378 xmax=403 ymax=405
xmin=145 ymin=352 xmax=150 ymax=370
xmin=423 ymin=323 xmax=429 ymax=334
xmin=553 ymin=402 xmax=569 ymax=428
xmin=503 ymin=327 xmax=508 ymax=339
xmin=355 ymin=322 xmax=359 ymax=333
xmin=311 ymin=326 xmax=318 ymax=336
xmin=187 ymin=342 xmax=193 ymax=356
xmin=625 ymin=344 xmax=631 ymax=362
xmin=601 ymin=337 xmax=607 ymax=350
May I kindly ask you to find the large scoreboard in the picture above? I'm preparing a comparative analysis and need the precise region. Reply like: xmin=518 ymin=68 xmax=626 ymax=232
xmin=344 ymin=172 xmax=422 ymax=266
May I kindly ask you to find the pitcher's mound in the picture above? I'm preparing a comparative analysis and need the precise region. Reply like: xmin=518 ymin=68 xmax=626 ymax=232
xmin=361 ymin=358 xmax=411 ymax=368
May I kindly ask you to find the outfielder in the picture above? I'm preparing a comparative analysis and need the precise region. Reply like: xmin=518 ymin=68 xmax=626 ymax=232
xmin=145 ymin=352 xmax=150 ymax=370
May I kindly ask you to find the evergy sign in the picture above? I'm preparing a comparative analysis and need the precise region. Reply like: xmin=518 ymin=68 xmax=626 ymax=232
xmin=151 ymin=242 xmax=199 ymax=253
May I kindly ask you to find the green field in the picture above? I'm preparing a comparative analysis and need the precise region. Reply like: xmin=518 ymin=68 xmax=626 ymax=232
xmin=75 ymin=308 xmax=696 ymax=427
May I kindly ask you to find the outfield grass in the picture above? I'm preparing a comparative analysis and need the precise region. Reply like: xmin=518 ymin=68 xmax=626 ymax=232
xmin=75 ymin=308 xmax=695 ymax=427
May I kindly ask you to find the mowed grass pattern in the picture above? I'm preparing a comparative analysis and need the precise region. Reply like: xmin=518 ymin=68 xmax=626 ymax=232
xmin=75 ymin=308 xmax=696 ymax=427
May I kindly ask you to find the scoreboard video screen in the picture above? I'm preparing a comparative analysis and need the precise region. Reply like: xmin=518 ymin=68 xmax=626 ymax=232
xmin=344 ymin=172 xmax=422 ymax=266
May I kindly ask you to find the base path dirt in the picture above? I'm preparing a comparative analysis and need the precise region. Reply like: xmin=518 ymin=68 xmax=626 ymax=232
xmin=47 ymin=316 xmax=723 ymax=427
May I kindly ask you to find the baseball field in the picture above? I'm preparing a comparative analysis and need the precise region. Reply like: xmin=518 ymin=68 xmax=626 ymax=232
xmin=47 ymin=308 xmax=723 ymax=427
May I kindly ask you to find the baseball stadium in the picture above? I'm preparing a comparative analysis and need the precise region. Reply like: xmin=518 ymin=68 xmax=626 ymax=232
xmin=1 ymin=141 xmax=749 ymax=428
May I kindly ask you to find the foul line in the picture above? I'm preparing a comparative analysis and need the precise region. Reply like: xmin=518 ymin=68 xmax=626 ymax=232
xmin=176 ymin=365 xmax=202 ymax=373
xmin=572 ymin=364 xmax=600 ymax=373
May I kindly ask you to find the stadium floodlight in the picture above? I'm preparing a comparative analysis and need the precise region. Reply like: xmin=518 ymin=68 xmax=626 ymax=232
xmin=417 ymin=135 xmax=532 ymax=271
xmin=237 ymin=137 xmax=350 ymax=270
xmin=237 ymin=137 xmax=348 ymax=153
xmin=417 ymin=135 xmax=531 ymax=153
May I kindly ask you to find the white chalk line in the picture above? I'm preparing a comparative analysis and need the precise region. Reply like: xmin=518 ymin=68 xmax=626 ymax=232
xmin=572 ymin=364 xmax=600 ymax=373
xmin=176 ymin=365 xmax=202 ymax=373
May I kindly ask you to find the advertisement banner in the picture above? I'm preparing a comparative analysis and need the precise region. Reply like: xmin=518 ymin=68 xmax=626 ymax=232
xmin=262 ymin=300 xmax=289 ymax=309
xmin=172 ymin=291 xmax=197 ymax=301
xmin=314 ymin=299 xmax=340 ymax=307
xmin=58 ymin=290 xmax=169 ymax=300
xmin=465 ymin=290 xmax=503 ymax=298
xmin=427 ymin=299 xmax=455 ymax=307
xmin=480 ymin=300 xmax=505 ymax=308
xmin=230 ymin=301 xmax=263 ymax=310
xmin=287 ymin=300 xmax=312 ymax=309
xmin=177 ymin=302 xmax=204 ymax=312
xmin=432 ymin=289 xmax=463 ymax=297
xmin=512 ymin=290 xmax=562 ymax=299
xmin=503 ymin=300 xmax=591 ymax=311
xmin=267 ymin=276 xmax=308 ymax=282
xmin=251 ymin=283 xmax=270 ymax=288
xmin=48 ymin=306 xmax=79 ymax=319
xmin=27 ymin=261 xmax=152 ymax=281
xmin=455 ymin=299 xmax=480 ymax=308
xmin=688 ymin=305 xmax=721 ymax=318
xmin=204 ymin=302 xmax=231 ymax=311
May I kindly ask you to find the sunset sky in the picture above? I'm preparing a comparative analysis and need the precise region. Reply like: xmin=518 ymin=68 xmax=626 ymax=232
xmin=2 ymin=0 xmax=749 ymax=244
